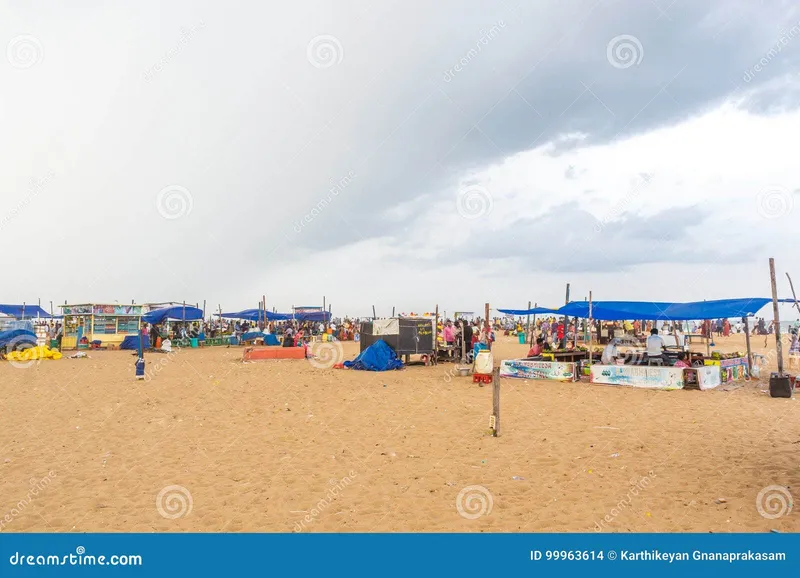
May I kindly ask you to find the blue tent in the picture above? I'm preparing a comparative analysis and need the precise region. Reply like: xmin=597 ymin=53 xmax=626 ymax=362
xmin=142 ymin=306 xmax=204 ymax=324
xmin=221 ymin=309 xmax=293 ymax=321
xmin=293 ymin=311 xmax=331 ymax=322
xmin=497 ymin=307 xmax=559 ymax=316
xmin=556 ymin=298 xmax=783 ymax=321
xmin=120 ymin=335 xmax=151 ymax=350
xmin=0 ymin=304 xmax=53 ymax=319
xmin=344 ymin=339 xmax=404 ymax=371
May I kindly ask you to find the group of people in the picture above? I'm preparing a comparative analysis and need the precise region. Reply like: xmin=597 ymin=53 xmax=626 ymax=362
xmin=439 ymin=319 xmax=496 ymax=361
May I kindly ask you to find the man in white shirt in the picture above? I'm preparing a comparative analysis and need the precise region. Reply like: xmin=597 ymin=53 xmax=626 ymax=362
xmin=601 ymin=338 xmax=619 ymax=365
xmin=646 ymin=328 xmax=666 ymax=364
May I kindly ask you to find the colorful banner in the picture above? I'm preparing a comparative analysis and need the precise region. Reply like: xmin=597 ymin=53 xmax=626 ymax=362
xmin=500 ymin=359 xmax=576 ymax=381
xmin=590 ymin=365 xmax=685 ymax=390
xmin=704 ymin=357 xmax=749 ymax=382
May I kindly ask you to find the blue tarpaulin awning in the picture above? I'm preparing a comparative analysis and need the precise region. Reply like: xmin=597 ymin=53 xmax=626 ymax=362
xmin=500 ymin=298 xmax=796 ymax=321
xmin=142 ymin=306 xmax=204 ymax=324
xmin=0 ymin=304 xmax=53 ymax=319
xmin=497 ymin=307 xmax=559 ymax=316
xmin=558 ymin=298 xmax=782 ymax=321
xmin=221 ymin=310 xmax=293 ymax=321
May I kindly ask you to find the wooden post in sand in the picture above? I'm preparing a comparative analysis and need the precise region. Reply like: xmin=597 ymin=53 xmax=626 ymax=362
xmin=484 ymin=303 xmax=490 ymax=332
xmin=372 ymin=305 xmax=377 ymax=320
xmin=491 ymin=367 xmax=500 ymax=437
xmin=434 ymin=304 xmax=439 ymax=366
xmin=770 ymin=258 xmax=784 ymax=375
xmin=744 ymin=316 xmax=753 ymax=374
xmin=561 ymin=283 xmax=570 ymax=349
xmin=530 ymin=302 xmax=538 ymax=347
xmin=588 ymin=291 xmax=593 ymax=369
xmin=526 ymin=300 xmax=531 ymax=344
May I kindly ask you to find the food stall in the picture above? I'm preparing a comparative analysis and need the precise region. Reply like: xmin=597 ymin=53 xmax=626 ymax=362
xmin=60 ymin=303 xmax=143 ymax=349
xmin=498 ymin=298 xmax=770 ymax=390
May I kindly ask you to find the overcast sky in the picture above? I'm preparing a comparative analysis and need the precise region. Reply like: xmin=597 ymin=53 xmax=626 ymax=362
xmin=2 ymin=0 xmax=799 ymax=318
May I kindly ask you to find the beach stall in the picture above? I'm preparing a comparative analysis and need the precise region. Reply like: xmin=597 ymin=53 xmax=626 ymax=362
xmin=59 ymin=303 xmax=143 ymax=349
xmin=359 ymin=316 xmax=435 ymax=364
xmin=499 ymin=298 xmax=775 ymax=390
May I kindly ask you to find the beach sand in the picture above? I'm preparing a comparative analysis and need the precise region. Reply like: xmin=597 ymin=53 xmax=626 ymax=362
xmin=1 ymin=333 xmax=798 ymax=533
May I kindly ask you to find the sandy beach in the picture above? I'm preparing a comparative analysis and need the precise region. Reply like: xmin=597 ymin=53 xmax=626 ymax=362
xmin=1 ymin=333 xmax=798 ymax=533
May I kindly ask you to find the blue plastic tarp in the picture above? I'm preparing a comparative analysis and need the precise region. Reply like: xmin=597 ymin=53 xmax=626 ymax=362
xmin=222 ymin=309 xmax=293 ymax=321
xmin=556 ymin=298 xmax=776 ymax=321
xmin=142 ymin=306 xmax=203 ymax=324
xmin=120 ymin=335 xmax=150 ymax=350
xmin=0 ymin=329 xmax=37 ymax=349
xmin=497 ymin=307 xmax=559 ymax=316
xmin=344 ymin=339 xmax=404 ymax=371
xmin=0 ymin=304 xmax=53 ymax=319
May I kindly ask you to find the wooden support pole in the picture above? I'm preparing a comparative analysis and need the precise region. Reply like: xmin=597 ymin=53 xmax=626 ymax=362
xmin=484 ymin=302 xmax=490 ymax=332
xmin=392 ymin=306 xmax=395 ymax=318
xmin=530 ymin=302 xmax=538 ymax=347
xmin=561 ymin=283 xmax=570 ymax=349
xmin=434 ymin=304 xmax=439 ymax=366
xmin=588 ymin=291 xmax=593 ymax=369
xmin=372 ymin=305 xmax=376 ymax=320
xmin=323 ymin=296 xmax=326 ymax=328
xmin=202 ymin=300 xmax=206 ymax=320
xmin=744 ymin=316 xmax=753 ymax=374
xmin=526 ymin=300 xmax=531 ymax=344
xmin=491 ymin=367 xmax=501 ymax=437
xmin=787 ymin=273 xmax=800 ymax=315
xmin=770 ymin=257 xmax=784 ymax=375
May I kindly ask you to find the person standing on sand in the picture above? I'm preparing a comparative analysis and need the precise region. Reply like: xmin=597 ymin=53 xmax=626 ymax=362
xmin=788 ymin=330 xmax=799 ymax=369
xmin=722 ymin=318 xmax=731 ymax=337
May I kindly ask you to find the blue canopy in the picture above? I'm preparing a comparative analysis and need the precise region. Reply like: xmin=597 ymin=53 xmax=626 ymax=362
xmin=497 ymin=307 xmax=559 ymax=316
xmin=0 ymin=329 xmax=37 ymax=349
xmin=142 ymin=306 xmax=204 ymax=324
xmin=556 ymin=298 xmax=778 ymax=321
xmin=0 ymin=304 xmax=53 ymax=319
xmin=222 ymin=309 xmax=293 ymax=321
xmin=120 ymin=335 xmax=151 ymax=350
xmin=293 ymin=311 xmax=331 ymax=322
xmin=344 ymin=339 xmax=404 ymax=371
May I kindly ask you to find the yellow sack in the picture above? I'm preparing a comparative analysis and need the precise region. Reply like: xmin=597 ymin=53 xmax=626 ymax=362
xmin=6 ymin=345 xmax=61 ymax=361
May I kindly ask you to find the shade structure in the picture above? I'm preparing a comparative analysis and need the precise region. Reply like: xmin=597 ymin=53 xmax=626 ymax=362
xmin=0 ymin=304 xmax=53 ymax=318
xmin=497 ymin=307 xmax=559 ymax=316
xmin=557 ymin=298 xmax=778 ymax=321
xmin=142 ymin=306 xmax=204 ymax=324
